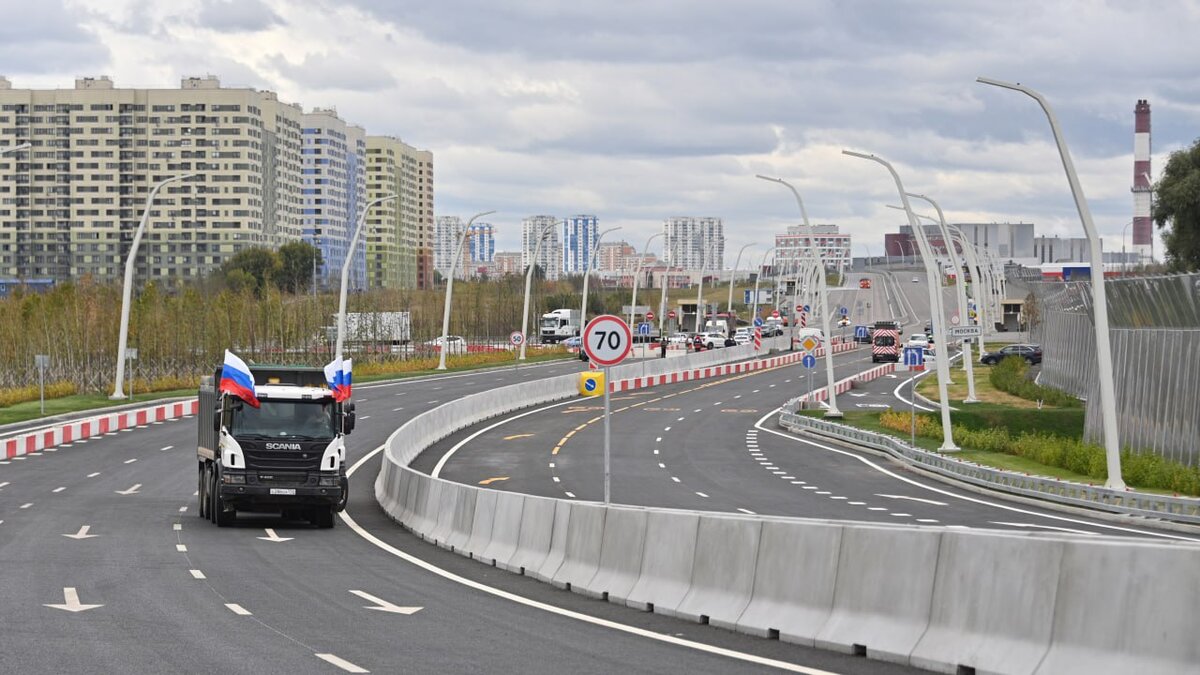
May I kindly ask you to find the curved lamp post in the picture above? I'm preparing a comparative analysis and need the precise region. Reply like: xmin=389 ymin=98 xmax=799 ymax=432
xmin=437 ymin=210 xmax=496 ymax=370
xmin=751 ymin=246 xmax=777 ymax=323
xmin=630 ymin=232 xmax=663 ymax=326
xmin=335 ymin=195 xmax=399 ymax=363
xmin=843 ymin=150 xmax=957 ymax=450
xmin=726 ymin=243 xmax=755 ymax=327
xmin=581 ymin=226 xmax=621 ymax=330
xmin=520 ymin=219 xmax=556 ymax=361
xmin=111 ymin=173 xmax=198 ymax=399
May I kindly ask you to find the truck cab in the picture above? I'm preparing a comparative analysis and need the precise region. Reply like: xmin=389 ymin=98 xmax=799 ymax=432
xmin=197 ymin=366 xmax=353 ymax=528
xmin=539 ymin=309 xmax=580 ymax=344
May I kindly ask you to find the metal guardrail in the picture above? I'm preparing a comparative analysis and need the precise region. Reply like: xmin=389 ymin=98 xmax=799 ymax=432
xmin=777 ymin=410 xmax=1200 ymax=525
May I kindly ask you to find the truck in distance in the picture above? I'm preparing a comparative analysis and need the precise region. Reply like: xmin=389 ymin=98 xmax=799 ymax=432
xmin=197 ymin=365 xmax=355 ymax=528
xmin=539 ymin=308 xmax=581 ymax=344
xmin=871 ymin=320 xmax=900 ymax=363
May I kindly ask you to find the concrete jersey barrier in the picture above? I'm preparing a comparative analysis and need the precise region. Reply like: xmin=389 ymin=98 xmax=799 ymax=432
xmin=3 ymin=399 xmax=199 ymax=459
xmin=374 ymin=337 xmax=1200 ymax=675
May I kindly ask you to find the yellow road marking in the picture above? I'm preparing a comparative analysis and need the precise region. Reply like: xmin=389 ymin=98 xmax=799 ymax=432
xmin=503 ymin=433 xmax=534 ymax=441
xmin=478 ymin=476 xmax=510 ymax=485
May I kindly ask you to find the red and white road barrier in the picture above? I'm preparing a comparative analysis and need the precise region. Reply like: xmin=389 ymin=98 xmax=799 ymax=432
xmin=2 ymin=399 xmax=199 ymax=460
xmin=795 ymin=362 xmax=896 ymax=404
xmin=609 ymin=343 xmax=859 ymax=393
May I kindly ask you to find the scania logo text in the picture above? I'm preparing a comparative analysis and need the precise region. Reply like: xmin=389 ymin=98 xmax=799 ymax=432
xmin=265 ymin=442 xmax=302 ymax=450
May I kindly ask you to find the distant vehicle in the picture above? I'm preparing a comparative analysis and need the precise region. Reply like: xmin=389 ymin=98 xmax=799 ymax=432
xmin=539 ymin=309 xmax=581 ymax=344
xmin=795 ymin=327 xmax=825 ymax=342
xmin=980 ymin=344 xmax=1043 ymax=366
xmin=734 ymin=327 xmax=751 ymax=338
xmin=564 ymin=335 xmax=582 ymax=348
xmin=704 ymin=317 xmax=730 ymax=335
xmin=922 ymin=347 xmax=937 ymax=364
xmin=424 ymin=335 xmax=466 ymax=353
xmin=912 ymin=276 xmax=920 ymax=283
xmin=838 ymin=317 xmax=851 ymax=327
xmin=907 ymin=334 xmax=930 ymax=349
xmin=859 ymin=278 xmax=872 ymax=289
xmin=763 ymin=317 xmax=785 ymax=336
xmin=871 ymin=321 xmax=900 ymax=363
xmin=694 ymin=331 xmax=727 ymax=350
xmin=733 ymin=333 xmax=752 ymax=345
xmin=668 ymin=332 xmax=692 ymax=345
xmin=333 ymin=311 xmax=411 ymax=347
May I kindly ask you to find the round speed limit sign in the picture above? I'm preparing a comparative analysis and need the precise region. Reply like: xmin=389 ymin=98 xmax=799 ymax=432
xmin=582 ymin=314 xmax=632 ymax=367
xmin=509 ymin=331 xmax=525 ymax=346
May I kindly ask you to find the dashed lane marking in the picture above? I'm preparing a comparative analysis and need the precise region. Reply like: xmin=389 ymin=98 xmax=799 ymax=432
xmin=315 ymin=653 xmax=369 ymax=673
xmin=225 ymin=603 xmax=252 ymax=616
xmin=20 ymin=503 xmax=33 ymax=509
xmin=503 ymin=434 xmax=535 ymax=441
xmin=478 ymin=477 xmax=510 ymax=485
xmin=736 ymin=508 xmax=757 ymax=515
xmin=671 ymin=477 xmax=681 ymax=483
xmin=695 ymin=492 xmax=710 ymax=498
xmin=160 ymin=445 xmax=173 ymax=451
xmin=189 ymin=570 xmax=206 ymax=579
xmin=124 ymin=458 xmax=137 ymax=464
xmin=564 ymin=492 xmax=576 ymax=499
xmin=53 ymin=487 xmax=65 ymax=493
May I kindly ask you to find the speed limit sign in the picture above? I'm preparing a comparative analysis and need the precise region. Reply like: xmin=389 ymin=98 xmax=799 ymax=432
xmin=509 ymin=331 xmax=524 ymax=346
xmin=582 ymin=314 xmax=632 ymax=367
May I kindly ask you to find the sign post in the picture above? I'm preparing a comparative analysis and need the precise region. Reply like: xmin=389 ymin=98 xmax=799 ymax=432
xmin=582 ymin=315 xmax=632 ymax=504
xmin=902 ymin=346 xmax=926 ymax=448
xmin=802 ymin=352 xmax=817 ymax=409
xmin=509 ymin=331 xmax=525 ymax=368
xmin=35 ymin=354 xmax=49 ymax=415
xmin=125 ymin=348 xmax=137 ymax=400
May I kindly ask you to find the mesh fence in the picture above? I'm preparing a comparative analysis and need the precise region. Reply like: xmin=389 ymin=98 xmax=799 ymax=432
xmin=1028 ymin=273 xmax=1200 ymax=466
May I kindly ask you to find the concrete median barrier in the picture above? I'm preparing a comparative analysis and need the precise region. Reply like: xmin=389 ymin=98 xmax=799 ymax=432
xmin=1035 ymin=538 xmax=1200 ymax=675
xmin=506 ymin=495 xmax=558 ymax=575
xmin=580 ymin=506 xmax=648 ymax=602
xmin=674 ymin=515 xmax=762 ymax=630
xmin=814 ymin=524 xmax=940 ymax=665
xmin=910 ymin=530 xmax=1061 ymax=674
xmin=411 ymin=478 xmax=442 ymax=539
xmin=446 ymin=484 xmax=477 ymax=552
xmin=624 ymin=510 xmax=700 ymax=615
xmin=551 ymin=503 xmax=606 ymax=592
xmin=532 ymin=501 xmax=572 ymax=583
xmin=464 ymin=488 xmax=499 ymax=560
xmin=735 ymin=519 xmax=842 ymax=644
xmin=482 ymin=491 xmax=525 ymax=568
xmin=429 ymin=481 xmax=460 ymax=547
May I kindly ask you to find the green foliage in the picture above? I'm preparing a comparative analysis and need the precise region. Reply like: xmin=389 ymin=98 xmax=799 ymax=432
xmin=277 ymin=241 xmax=323 ymax=294
xmin=220 ymin=247 xmax=281 ymax=295
xmin=1152 ymin=137 xmax=1200 ymax=273
xmin=989 ymin=356 xmax=1078 ymax=407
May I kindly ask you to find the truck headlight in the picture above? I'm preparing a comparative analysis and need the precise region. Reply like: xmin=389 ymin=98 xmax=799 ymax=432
xmin=222 ymin=473 xmax=246 ymax=484
xmin=318 ymin=474 xmax=340 ymax=487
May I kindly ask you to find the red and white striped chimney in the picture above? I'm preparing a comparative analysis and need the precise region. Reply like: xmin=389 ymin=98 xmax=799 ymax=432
xmin=1132 ymin=99 xmax=1152 ymax=261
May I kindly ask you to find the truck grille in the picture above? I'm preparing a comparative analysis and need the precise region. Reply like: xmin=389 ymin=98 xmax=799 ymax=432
xmin=255 ymin=471 xmax=308 ymax=484
xmin=243 ymin=449 xmax=322 ymax=472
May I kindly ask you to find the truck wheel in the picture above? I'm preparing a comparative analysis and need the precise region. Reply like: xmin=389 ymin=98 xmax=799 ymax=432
xmin=334 ymin=477 xmax=348 ymax=513
xmin=198 ymin=465 xmax=208 ymax=519
xmin=208 ymin=468 xmax=219 ymax=525
xmin=314 ymin=506 xmax=335 ymax=529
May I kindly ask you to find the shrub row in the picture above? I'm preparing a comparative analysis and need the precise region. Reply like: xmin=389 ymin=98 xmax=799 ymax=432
xmin=0 ymin=381 xmax=78 ymax=408
xmin=878 ymin=409 xmax=1200 ymax=496
xmin=989 ymin=356 xmax=1079 ymax=407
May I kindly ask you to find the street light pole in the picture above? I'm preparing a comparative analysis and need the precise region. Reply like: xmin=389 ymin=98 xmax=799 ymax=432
xmin=946 ymin=226 xmax=988 ymax=357
xmin=1121 ymin=220 xmax=1133 ymax=272
xmin=751 ymin=246 xmax=777 ymax=325
xmin=437 ymin=210 xmax=496 ymax=370
xmin=581 ymin=226 xmax=620 ymax=331
xmin=629 ymin=232 xmax=663 ymax=326
xmin=978 ymin=77 xmax=1124 ymax=488
xmin=110 ymin=173 xmax=197 ymax=399
xmin=334 ymin=194 xmax=398 ymax=364
xmin=0 ymin=143 xmax=31 ymax=156
xmin=726 ymin=243 xmax=754 ymax=327
xmin=844 ymin=150 xmax=957 ymax=450
xmin=658 ymin=237 xmax=676 ymax=335
xmin=694 ymin=242 xmax=716 ymax=334
xmin=520 ymin=220 xmax=556 ymax=361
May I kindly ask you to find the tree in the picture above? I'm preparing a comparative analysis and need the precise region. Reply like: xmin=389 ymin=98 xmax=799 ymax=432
xmin=277 ymin=241 xmax=323 ymax=294
xmin=220 ymin=247 xmax=280 ymax=295
xmin=1152 ymin=138 xmax=1200 ymax=273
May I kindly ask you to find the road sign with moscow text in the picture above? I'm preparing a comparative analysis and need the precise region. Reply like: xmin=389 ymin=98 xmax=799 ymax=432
xmin=949 ymin=326 xmax=981 ymax=338
xmin=583 ymin=315 xmax=633 ymax=367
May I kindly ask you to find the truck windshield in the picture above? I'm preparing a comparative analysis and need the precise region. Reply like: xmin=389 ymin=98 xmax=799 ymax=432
xmin=874 ymin=336 xmax=896 ymax=347
xmin=230 ymin=400 xmax=335 ymax=440
xmin=540 ymin=318 xmax=559 ymax=329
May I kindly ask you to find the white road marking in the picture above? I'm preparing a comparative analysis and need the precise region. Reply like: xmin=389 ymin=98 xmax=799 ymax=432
xmin=258 ymin=528 xmax=293 ymax=543
xmin=176 ymin=544 xmax=187 ymax=552
xmin=179 ymin=506 xmax=188 ymax=513
xmin=393 ymin=407 xmax=404 ymax=411
xmin=173 ymin=523 xmax=182 ymax=531
xmin=20 ymin=503 xmax=32 ymax=509
xmin=350 ymin=589 xmax=423 ymax=615
xmin=734 ymin=395 xmax=742 ymax=399
xmin=875 ymin=493 xmax=948 ymax=507
xmin=752 ymin=390 xmax=760 ymax=393
xmin=663 ymin=426 xmax=671 ymax=431
xmin=87 ymin=472 xmax=100 ymax=478
xmin=848 ymin=501 xmax=865 ymax=505
xmin=917 ymin=519 xmax=940 ymax=523
xmin=868 ymin=507 xmax=887 ymax=511
xmin=44 ymin=587 xmax=102 ymax=613
xmin=791 ymin=481 xmax=806 ymax=485
xmin=695 ymin=492 xmax=710 ymax=498
xmin=53 ymin=487 xmax=65 ymax=493
xmin=658 ymin=463 xmax=666 ymax=468
xmin=773 ymin=471 xmax=787 ymax=475
xmin=781 ymin=476 xmax=795 ymax=480
xmin=830 ymin=496 xmax=848 ymax=500
xmin=677 ymin=416 xmax=686 ymax=421
xmin=115 ymin=484 xmax=141 ymax=495
xmin=816 ymin=491 xmax=831 ymax=495
xmin=160 ymin=445 xmax=173 ymax=451
xmin=653 ymin=449 xmax=659 ymax=455
xmin=564 ymin=492 xmax=576 ymax=498
xmin=693 ymin=409 xmax=702 ymax=413
xmin=736 ymin=508 xmax=757 ymax=515
xmin=432 ymin=398 xmax=579 ymax=478
xmin=63 ymin=525 xmax=98 ymax=539
xmin=124 ymin=458 xmax=137 ymax=464
xmin=0 ymin=481 xmax=6 ymax=488
xmin=225 ymin=603 xmax=251 ymax=616
xmin=548 ymin=462 xmax=555 ymax=468
xmin=359 ymin=416 xmax=371 ymax=420
xmin=190 ymin=569 xmax=206 ymax=579
xmin=890 ymin=513 xmax=912 ymax=517
xmin=315 ymin=653 xmax=369 ymax=673
xmin=655 ymin=437 xmax=662 ymax=443
xmin=671 ymin=476 xmax=681 ymax=483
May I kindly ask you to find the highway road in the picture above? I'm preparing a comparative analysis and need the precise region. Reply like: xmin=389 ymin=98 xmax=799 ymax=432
xmin=0 ymin=355 xmax=929 ymax=674
xmin=427 ymin=275 xmax=1199 ymax=544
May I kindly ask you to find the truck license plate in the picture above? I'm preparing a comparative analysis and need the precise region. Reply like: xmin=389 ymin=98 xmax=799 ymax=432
xmin=270 ymin=488 xmax=296 ymax=496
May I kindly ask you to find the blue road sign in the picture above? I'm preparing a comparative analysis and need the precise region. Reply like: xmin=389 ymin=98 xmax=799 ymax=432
xmin=903 ymin=346 xmax=925 ymax=367
xmin=854 ymin=325 xmax=869 ymax=339
xmin=584 ymin=378 xmax=598 ymax=392
xmin=803 ymin=304 xmax=811 ymax=313
xmin=802 ymin=354 xmax=817 ymax=368
xmin=839 ymin=306 xmax=849 ymax=316
xmin=753 ymin=317 xmax=764 ymax=327
xmin=637 ymin=322 xmax=652 ymax=335
xmin=743 ymin=290 xmax=752 ymax=304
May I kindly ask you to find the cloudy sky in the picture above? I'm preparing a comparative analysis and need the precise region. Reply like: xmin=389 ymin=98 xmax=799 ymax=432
xmin=6 ymin=0 xmax=1198 ymax=262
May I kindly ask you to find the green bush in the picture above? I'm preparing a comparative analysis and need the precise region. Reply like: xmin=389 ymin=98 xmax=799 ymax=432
xmin=989 ymin=356 xmax=1079 ymax=407
xmin=0 ymin=380 xmax=77 ymax=407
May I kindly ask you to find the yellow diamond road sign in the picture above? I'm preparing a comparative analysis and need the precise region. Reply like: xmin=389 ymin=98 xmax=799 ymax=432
xmin=800 ymin=336 xmax=820 ymax=352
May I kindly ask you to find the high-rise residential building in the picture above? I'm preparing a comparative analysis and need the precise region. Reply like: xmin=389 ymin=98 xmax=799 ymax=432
xmin=301 ymin=108 xmax=366 ymax=290
xmin=0 ymin=75 xmax=306 ymax=283
xmin=364 ymin=136 xmax=432 ymax=289
xmin=494 ymin=251 xmax=522 ymax=276
xmin=467 ymin=222 xmax=494 ymax=263
xmin=522 ymin=215 xmax=561 ymax=280
xmin=433 ymin=215 xmax=467 ymax=281
xmin=596 ymin=241 xmax=636 ymax=272
xmin=663 ymin=216 xmax=724 ymax=271
xmin=774 ymin=224 xmax=852 ymax=271
xmin=561 ymin=214 xmax=598 ymax=275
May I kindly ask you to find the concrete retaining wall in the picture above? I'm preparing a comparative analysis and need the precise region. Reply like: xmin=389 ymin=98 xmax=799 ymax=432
xmin=374 ymin=339 xmax=1200 ymax=675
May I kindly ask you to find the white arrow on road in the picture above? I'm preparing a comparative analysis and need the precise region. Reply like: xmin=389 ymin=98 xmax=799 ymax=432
xmin=44 ymin=587 xmax=103 ymax=613
xmin=257 ymin=528 xmax=293 ymax=543
xmin=848 ymin=392 xmax=868 ymax=398
xmin=875 ymin=493 xmax=948 ymax=507
xmin=63 ymin=525 xmax=99 ymax=540
xmin=349 ymin=589 xmax=423 ymax=615
xmin=115 ymin=484 xmax=141 ymax=495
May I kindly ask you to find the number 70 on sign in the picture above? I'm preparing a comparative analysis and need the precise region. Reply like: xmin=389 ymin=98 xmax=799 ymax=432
xmin=583 ymin=315 xmax=633 ymax=367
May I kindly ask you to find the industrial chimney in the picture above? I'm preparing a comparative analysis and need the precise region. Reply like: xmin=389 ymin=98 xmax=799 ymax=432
xmin=1132 ymin=99 xmax=1152 ymax=262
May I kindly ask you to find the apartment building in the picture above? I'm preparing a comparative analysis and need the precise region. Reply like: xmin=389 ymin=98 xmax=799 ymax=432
xmin=493 ymin=251 xmax=522 ymax=276
xmin=774 ymin=224 xmax=852 ymax=271
xmin=300 ymin=108 xmax=365 ymax=289
xmin=365 ymin=136 xmax=432 ymax=289
xmin=521 ymin=215 xmax=561 ymax=280
xmin=0 ymin=75 xmax=306 ymax=283
xmin=433 ymin=215 xmax=467 ymax=281
xmin=561 ymin=214 xmax=598 ymax=275
xmin=663 ymin=216 xmax=724 ymax=272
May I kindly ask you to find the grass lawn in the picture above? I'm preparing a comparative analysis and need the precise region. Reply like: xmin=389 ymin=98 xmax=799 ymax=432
xmin=1 ymin=351 xmax=576 ymax=428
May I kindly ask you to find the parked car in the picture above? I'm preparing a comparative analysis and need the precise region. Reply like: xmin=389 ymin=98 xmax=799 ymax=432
xmin=979 ymin=344 xmax=1043 ymax=365
xmin=668 ymin=332 xmax=692 ymax=345
xmin=694 ymin=331 xmax=727 ymax=350
xmin=424 ymin=335 xmax=466 ymax=354
xmin=564 ymin=335 xmax=582 ymax=348
xmin=733 ymin=333 xmax=752 ymax=345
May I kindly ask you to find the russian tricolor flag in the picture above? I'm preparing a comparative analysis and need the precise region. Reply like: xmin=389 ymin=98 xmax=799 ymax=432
xmin=323 ymin=358 xmax=353 ymax=402
xmin=219 ymin=350 xmax=260 ymax=408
